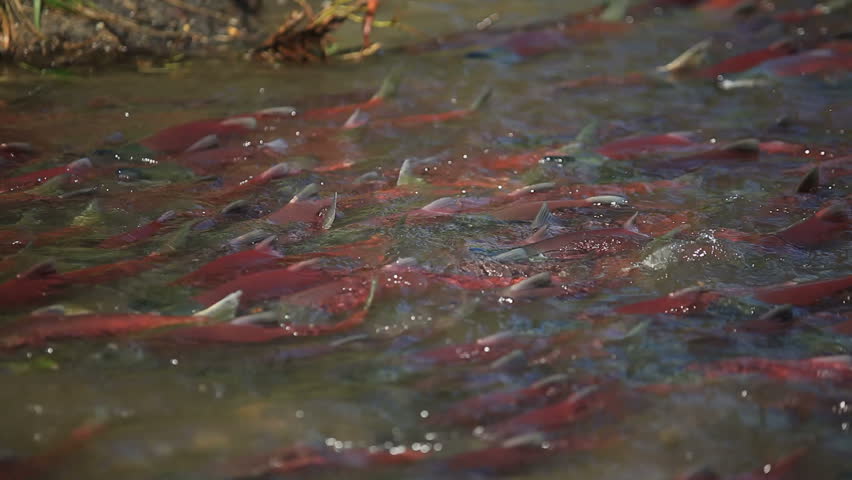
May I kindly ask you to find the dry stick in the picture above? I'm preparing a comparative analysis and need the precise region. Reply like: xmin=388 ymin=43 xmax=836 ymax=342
xmin=159 ymin=0 xmax=230 ymax=21
xmin=0 ymin=5 xmax=12 ymax=52
xmin=6 ymin=0 xmax=42 ymax=37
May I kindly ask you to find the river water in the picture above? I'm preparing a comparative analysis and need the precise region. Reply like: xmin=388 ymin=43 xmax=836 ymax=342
xmin=1 ymin=1 xmax=850 ymax=479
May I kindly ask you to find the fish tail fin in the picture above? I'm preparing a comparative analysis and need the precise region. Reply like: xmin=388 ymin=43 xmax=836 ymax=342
xmin=657 ymin=38 xmax=712 ymax=74
xmin=623 ymin=212 xmax=639 ymax=233
xmin=468 ymin=87 xmax=493 ymax=112
xmin=531 ymin=202 xmax=555 ymax=230
xmin=372 ymin=66 xmax=403 ymax=100
xmin=322 ymin=192 xmax=338 ymax=230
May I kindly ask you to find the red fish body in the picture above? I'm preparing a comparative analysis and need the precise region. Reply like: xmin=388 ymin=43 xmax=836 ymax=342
xmin=98 ymin=210 xmax=176 ymax=249
xmin=752 ymin=275 xmax=852 ymax=306
xmin=414 ymin=332 xmax=533 ymax=365
xmin=61 ymin=253 xmax=167 ymax=285
xmin=526 ymin=226 xmax=649 ymax=255
xmin=431 ymin=375 xmax=576 ymax=426
xmin=757 ymin=49 xmax=852 ymax=77
xmin=154 ymin=309 xmax=366 ymax=344
xmin=596 ymin=132 xmax=696 ymax=160
xmin=266 ymin=198 xmax=333 ymax=226
xmin=700 ymin=356 xmax=852 ymax=385
xmin=194 ymin=268 xmax=333 ymax=307
xmin=616 ymin=288 xmax=722 ymax=315
xmin=0 ymin=312 xmax=211 ymax=349
xmin=483 ymin=385 xmax=618 ymax=440
xmin=0 ymin=158 xmax=92 ymax=194
xmin=715 ymin=204 xmax=849 ymax=250
xmin=176 ymin=244 xmax=284 ymax=287
xmin=140 ymin=117 xmax=257 ymax=153
xmin=0 ymin=265 xmax=67 ymax=309
xmin=698 ymin=41 xmax=797 ymax=78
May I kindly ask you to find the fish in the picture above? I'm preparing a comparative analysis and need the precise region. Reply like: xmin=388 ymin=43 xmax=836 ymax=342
xmin=193 ymin=267 xmax=334 ymax=307
xmin=481 ymin=384 xmax=620 ymax=440
xmin=698 ymin=355 xmax=852 ymax=384
xmin=715 ymin=203 xmax=850 ymax=249
xmin=616 ymin=286 xmax=722 ymax=315
xmin=154 ymin=303 xmax=368 ymax=344
xmin=446 ymin=431 xmax=620 ymax=475
xmin=226 ymin=444 xmax=427 ymax=479
xmin=175 ymin=236 xmax=284 ymax=287
xmin=0 ymin=158 xmax=92 ymax=194
xmin=732 ymin=305 xmax=797 ymax=334
xmin=523 ymin=213 xmax=651 ymax=256
xmin=265 ymin=196 xmax=334 ymax=226
xmin=429 ymin=374 xmax=576 ymax=426
xmin=489 ymin=196 xmax=628 ymax=222
xmin=348 ymin=88 xmax=491 ymax=129
xmin=98 ymin=210 xmax=177 ymax=248
xmin=300 ymin=68 xmax=401 ymax=120
xmin=0 ymin=291 xmax=241 ymax=349
xmin=0 ymin=420 xmax=107 ymax=480
xmin=596 ymin=132 xmax=696 ymax=160
xmin=61 ymin=252 xmax=169 ymax=285
xmin=0 ymin=261 xmax=67 ymax=309
xmin=139 ymin=108 xmax=294 ymax=153
xmin=752 ymin=274 xmax=852 ymax=306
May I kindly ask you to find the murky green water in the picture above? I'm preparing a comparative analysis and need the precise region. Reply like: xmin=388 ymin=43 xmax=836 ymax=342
xmin=1 ymin=1 xmax=851 ymax=479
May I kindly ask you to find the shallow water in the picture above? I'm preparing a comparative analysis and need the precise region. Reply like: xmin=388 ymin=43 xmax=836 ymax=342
xmin=1 ymin=1 xmax=851 ymax=479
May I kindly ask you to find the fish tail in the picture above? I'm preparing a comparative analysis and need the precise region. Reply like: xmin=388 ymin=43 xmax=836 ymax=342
xmin=372 ymin=65 xmax=403 ymax=100
xmin=468 ymin=87 xmax=493 ymax=112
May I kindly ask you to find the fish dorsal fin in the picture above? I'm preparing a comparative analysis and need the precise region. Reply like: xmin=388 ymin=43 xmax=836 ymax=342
xmin=531 ymin=202 xmax=554 ymax=230
xmin=531 ymin=373 xmax=570 ymax=389
xmin=254 ymin=235 xmax=279 ymax=254
xmin=657 ymin=39 xmax=712 ymax=74
xmin=493 ymin=247 xmax=530 ymax=263
xmin=372 ymin=66 xmax=403 ymax=100
xmin=721 ymin=138 xmax=760 ymax=153
xmin=290 ymin=183 xmax=320 ymax=203
xmin=184 ymin=134 xmax=219 ymax=153
xmin=221 ymin=199 xmax=249 ymax=215
xmin=795 ymin=167 xmax=820 ymax=194
xmin=67 ymin=157 xmax=93 ymax=173
xmin=71 ymin=200 xmax=102 ymax=227
xmin=397 ymin=158 xmax=417 ymax=186
xmin=220 ymin=117 xmax=257 ymax=129
xmin=262 ymin=138 xmax=289 ymax=154
xmin=194 ymin=291 xmax=242 ymax=322
xmin=18 ymin=260 xmax=58 ymax=280
xmin=508 ymin=272 xmax=553 ymax=293
xmin=255 ymin=106 xmax=296 ymax=117
xmin=501 ymin=432 xmax=546 ymax=449
xmin=574 ymin=119 xmax=600 ymax=148
xmin=343 ymin=108 xmax=369 ymax=129
xmin=227 ymin=229 xmax=268 ymax=249
xmin=157 ymin=210 xmax=177 ymax=223
xmin=261 ymin=163 xmax=300 ymax=181
xmin=230 ymin=311 xmax=278 ymax=325
xmin=585 ymin=195 xmax=628 ymax=206
xmin=757 ymin=304 xmax=794 ymax=323
xmin=508 ymin=183 xmax=556 ymax=197
xmin=287 ymin=258 xmax=322 ymax=271
xmin=599 ymin=0 xmax=630 ymax=22
xmin=469 ymin=87 xmax=493 ymax=112
xmin=622 ymin=212 xmax=639 ymax=233
xmin=322 ymin=193 xmax=338 ymax=230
